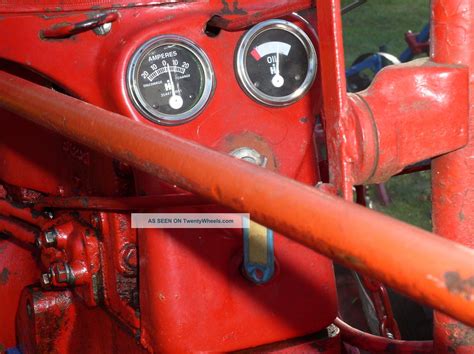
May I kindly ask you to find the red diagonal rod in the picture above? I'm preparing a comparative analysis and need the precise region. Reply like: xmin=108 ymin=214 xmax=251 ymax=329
xmin=0 ymin=70 xmax=473 ymax=326
xmin=32 ymin=194 xmax=209 ymax=211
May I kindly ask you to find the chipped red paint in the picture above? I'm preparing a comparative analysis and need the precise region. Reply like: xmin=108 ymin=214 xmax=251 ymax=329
xmin=0 ymin=0 xmax=473 ymax=352
xmin=431 ymin=0 xmax=474 ymax=352
xmin=33 ymin=193 xmax=209 ymax=211
xmin=0 ymin=1 xmax=335 ymax=352
xmin=1 ymin=55 xmax=474 ymax=329
xmin=0 ymin=215 xmax=39 ymax=245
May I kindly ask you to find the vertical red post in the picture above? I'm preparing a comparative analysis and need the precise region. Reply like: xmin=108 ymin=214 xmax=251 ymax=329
xmin=431 ymin=0 xmax=474 ymax=352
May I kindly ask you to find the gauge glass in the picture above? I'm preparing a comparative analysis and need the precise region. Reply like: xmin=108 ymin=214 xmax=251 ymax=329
xmin=127 ymin=36 xmax=214 ymax=125
xmin=235 ymin=19 xmax=317 ymax=106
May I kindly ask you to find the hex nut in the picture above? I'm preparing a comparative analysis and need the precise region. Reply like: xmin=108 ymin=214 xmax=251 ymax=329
xmin=43 ymin=229 xmax=57 ymax=247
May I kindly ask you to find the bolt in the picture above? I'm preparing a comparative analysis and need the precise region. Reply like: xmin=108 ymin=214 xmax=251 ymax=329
xmin=26 ymin=301 xmax=33 ymax=318
xmin=124 ymin=247 xmax=137 ymax=269
xmin=120 ymin=245 xmax=137 ymax=276
xmin=40 ymin=272 xmax=52 ymax=288
xmin=34 ymin=237 xmax=42 ymax=249
xmin=93 ymin=22 xmax=112 ymax=36
xmin=43 ymin=209 xmax=55 ymax=220
xmin=90 ymin=214 xmax=100 ymax=229
xmin=229 ymin=147 xmax=267 ymax=167
xmin=43 ymin=229 xmax=58 ymax=247
xmin=51 ymin=263 xmax=73 ymax=284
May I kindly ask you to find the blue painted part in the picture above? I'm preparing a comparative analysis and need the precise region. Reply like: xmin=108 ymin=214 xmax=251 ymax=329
xmin=398 ymin=47 xmax=413 ymax=63
xmin=6 ymin=348 xmax=22 ymax=354
xmin=345 ymin=53 xmax=383 ymax=77
xmin=347 ymin=23 xmax=430 ymax=79
xmin=242 ymin=219 xmax=275 ymax=285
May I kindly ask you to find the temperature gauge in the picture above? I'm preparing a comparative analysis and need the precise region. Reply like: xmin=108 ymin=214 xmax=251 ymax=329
xmin=235 ymin=19 xmax=317 ymax=106
xmin=127 ymin=36 xmax=214 ymax=125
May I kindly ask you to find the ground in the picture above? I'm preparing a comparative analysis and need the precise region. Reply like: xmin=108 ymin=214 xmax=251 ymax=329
xmin=341 ymin=0 xmax=432 ymax=230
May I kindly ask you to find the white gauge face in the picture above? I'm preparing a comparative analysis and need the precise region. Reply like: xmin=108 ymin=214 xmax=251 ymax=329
xmin=127 ymin=36 xmax=215 ymax=125
xmin=235 ymin=19 xmax=317 ymax=106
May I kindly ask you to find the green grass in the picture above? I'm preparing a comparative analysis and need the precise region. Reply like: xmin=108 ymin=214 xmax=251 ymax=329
xmin=341 ymin=0 xmax=432 ymax=230
xmin=367 ymin=172 xmax=432 ymax=231
xmin=342 ymin=0 xmax=430 ymax=65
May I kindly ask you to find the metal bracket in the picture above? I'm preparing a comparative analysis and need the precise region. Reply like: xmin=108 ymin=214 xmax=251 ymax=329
xmin=243 ymin=218 xmax=274 ymax=284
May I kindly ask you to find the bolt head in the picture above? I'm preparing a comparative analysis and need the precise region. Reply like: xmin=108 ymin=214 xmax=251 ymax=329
xmin=43 ymin=229 xmax=57 ymax=246
xmin=40 ymin=272 xmax=51 ymax=287
xmin=26 ymin=301 xmax=33 ymax=318
xmin=124 ymin=248 xmax=137 ymax=269
xmin=93 ymin=22 xmax=112 ymax=36
xmin=34 ymin=237 xmax=42 ymax=249
xmin=51 ymin=263 xmax=71 ymax=284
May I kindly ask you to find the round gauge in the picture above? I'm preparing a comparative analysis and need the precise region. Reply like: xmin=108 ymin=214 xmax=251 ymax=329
xmin=235 ymin=19 xmax=317 ymax=106
xmin=127 ymin=35 xmax=214 ymax=125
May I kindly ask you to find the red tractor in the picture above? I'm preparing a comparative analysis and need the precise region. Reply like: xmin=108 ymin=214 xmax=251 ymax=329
xmin=0 ymin=0 xmax=472 ymax=353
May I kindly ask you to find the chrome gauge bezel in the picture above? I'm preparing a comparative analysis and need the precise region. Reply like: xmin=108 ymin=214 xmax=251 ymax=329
xmin=127 ymin=35 xmax=215 ymax=125
xmin=235 ymin=19 xmax=317 ymax=107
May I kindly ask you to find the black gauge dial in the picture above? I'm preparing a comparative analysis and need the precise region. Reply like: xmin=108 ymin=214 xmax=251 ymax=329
xmin=127 ymin=36 xmax=214 ymax=125
xmin=235 ymin=19 xmax=317 ymax=106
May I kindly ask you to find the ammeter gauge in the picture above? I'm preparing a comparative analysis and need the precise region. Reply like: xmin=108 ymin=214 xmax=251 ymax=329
xmin=127 ymin=36 xmax=214 ymax=125
xmin=235 ymin=19 xmax=317 ymax=106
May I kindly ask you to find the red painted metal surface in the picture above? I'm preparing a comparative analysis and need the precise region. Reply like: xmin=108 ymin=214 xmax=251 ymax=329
xmin=316 ymin=0 xmax=468 ymax=197
xmin=33 ymin=193 xmax=209 ymax=210
xmin=0 ymin=0 xmax=473 ymax=352
xmin=431 ymin=0 xmax=474 ymax=352
xmin=0 ymin=216 xmax=39 ymax=246
xmin=0 ymin=2 xmax=336 ymax=352
xmin=0 ymin=199 xmax=48 ymax=226
xmin=0 ymin=241 xmax=39 ymax=349
xmin=1 ymin=67 xmax=474 ymax=328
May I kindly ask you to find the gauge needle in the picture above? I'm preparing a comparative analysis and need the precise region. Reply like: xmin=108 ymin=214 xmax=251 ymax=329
xmin=167 ymin=64 xmax=183 ymax=110
xmin=272 ymin=44 xmax=284 ymax=88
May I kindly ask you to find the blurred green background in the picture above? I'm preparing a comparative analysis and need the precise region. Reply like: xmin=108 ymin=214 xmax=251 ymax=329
xmin=341 ymin=0 xmax=432 ymax=230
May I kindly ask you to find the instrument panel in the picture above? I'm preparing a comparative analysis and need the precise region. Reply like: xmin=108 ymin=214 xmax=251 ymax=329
xmin=126 ymin=18 xmax=318 ymax=125
xmin=235 ymin=19 xmax=317 ymax=106
xmin=127 ymin=35 xmax=215 ymax=125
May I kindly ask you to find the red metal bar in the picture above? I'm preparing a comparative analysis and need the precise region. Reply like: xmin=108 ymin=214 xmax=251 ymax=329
xmin=431 ymin=0 xmax=474 ymax=351
xmin=33 ymin=194 xmax=209 ymax=211
xmin=316 ymin=0 xmax=354 ymax=199
xmin=0 ymin=71 xmax=474 ymax=327
xmin=334 ymin=318 xmax=433 ymax=353
xmin=317 ymin=0 xmax=468 ymax=195
xmin=0 ymin=215 xmax=39 ymax=245
xmin=41 ymin=12 xmax=118 ymax=39
xmin=0 ymin=198 xmax=47 ymax=226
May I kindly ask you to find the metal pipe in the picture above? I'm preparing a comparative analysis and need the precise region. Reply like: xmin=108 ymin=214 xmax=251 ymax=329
xmin=0 ymin=198 xmax=47 ymax=226
xmin=431 ymin=0 xmax=474 ymax=351
xmin=0 ymin=215 xmax=39 ymax=245
xmin=341 ymin=0 xmax=367 ymax=15
xmin=334 ymin=318 xmax=433 ymax=353
xmin=0 ymin=71 xmax=474 ymax=327
xmin=33 ymin=194 xmax=209 ymax=211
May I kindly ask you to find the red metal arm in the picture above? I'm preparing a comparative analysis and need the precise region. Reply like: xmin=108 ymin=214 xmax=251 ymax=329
xmin=0 ymin=70 xmax=473 ymax=328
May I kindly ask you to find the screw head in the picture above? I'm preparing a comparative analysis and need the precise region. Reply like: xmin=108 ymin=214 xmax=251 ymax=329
xmin=93 ymin=22 xmax=112 ymax=36
xmin=40 ymin=272 xmax=51 ymax=287
xmin=26 ymin=301 xmax=33 ymax=318
xmin=124 ymin=247 xmax=137 ymax=269
xmin=34 ymin=237 xmax=42 ymax=249
xmin=43 ymin=229 xmax=57 ymax=247
xmin=229 ymin=147 xmax=267 ymax=167
xmin=51 ymin=263 xmax=72 ymax=284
